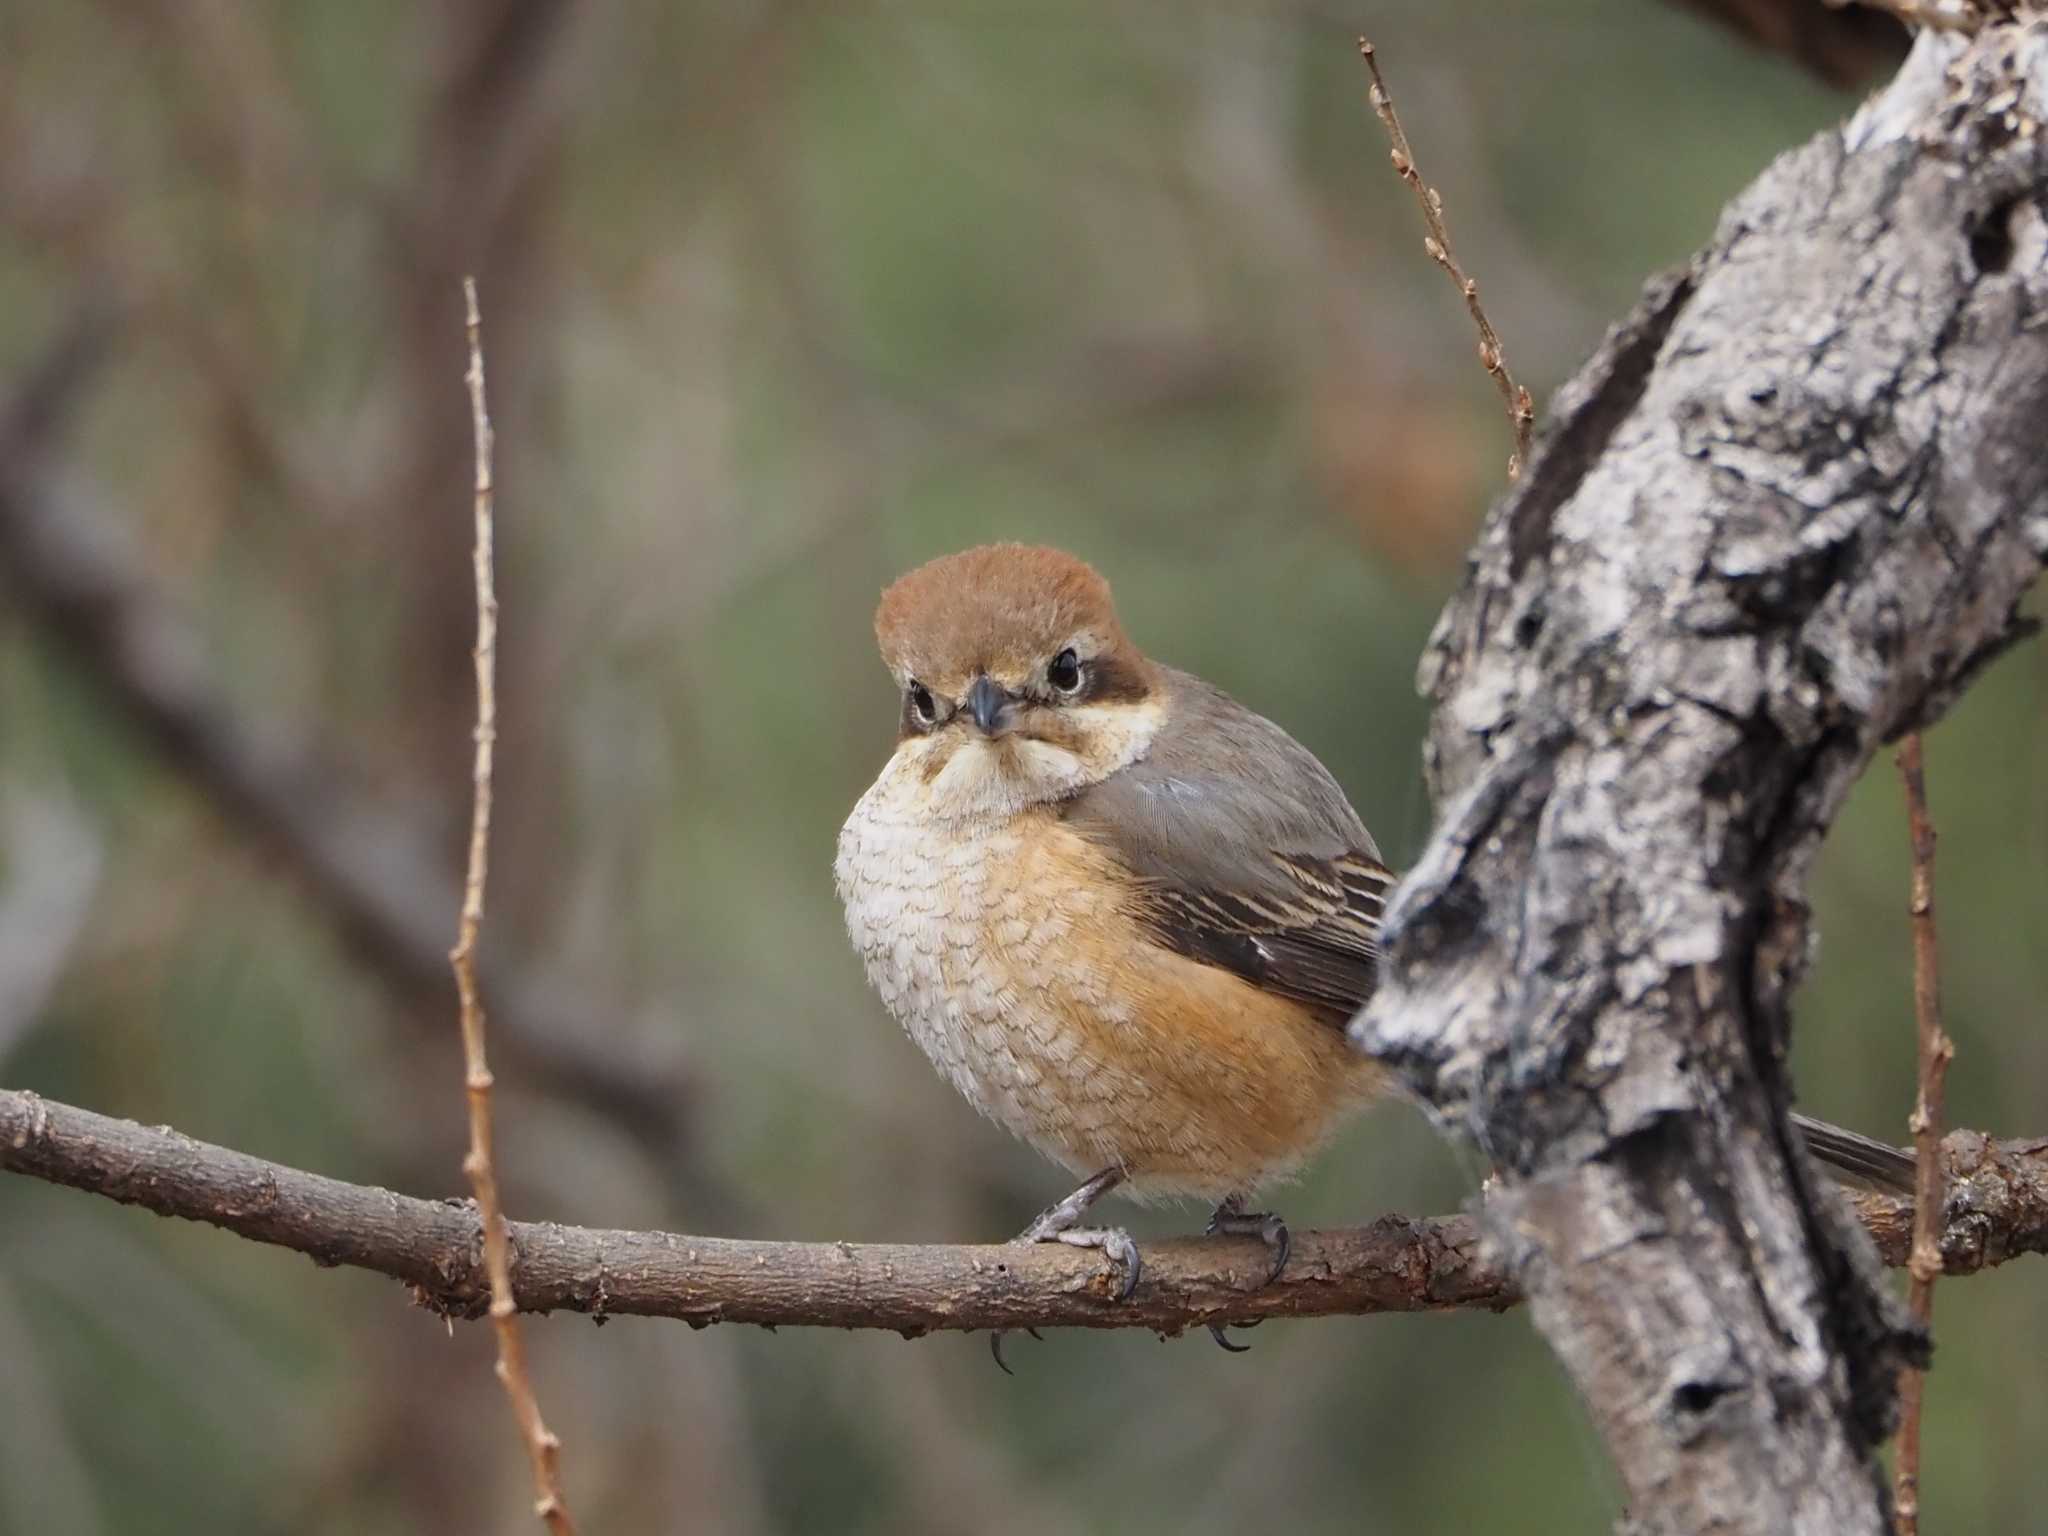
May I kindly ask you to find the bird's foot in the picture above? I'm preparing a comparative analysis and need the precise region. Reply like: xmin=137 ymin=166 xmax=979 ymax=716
xmin=1014 ymin=1165 xmax=1140 ymax=1300
xmin=988 ymin=1166 xmax=1135 ymax=1373
xmin=1021 ymin=1221 xmax=1143 ymax=1301
xmin=1019 ymin=1165 xmax=1126 ymax=1241
xmin=1203 ymin=1196 xmax=1289 ymax=1354
xmin=1206 ymin=1197 xmax=1291 ymax=1286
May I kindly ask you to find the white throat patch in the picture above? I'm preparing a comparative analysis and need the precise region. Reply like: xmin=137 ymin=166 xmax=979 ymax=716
xmin=907 ymin=698 xmax=1164 ymax=822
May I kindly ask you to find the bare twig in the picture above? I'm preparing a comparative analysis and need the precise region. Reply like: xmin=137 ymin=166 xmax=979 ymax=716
xmin=1 ymin=1090 xmax=2041 ymax=1337
xmin=1891 ymin=731 xmax=1954 ymax=1536
xmin=1355 ymin=36 xmax=1534 ymax=480
xmin=453 ymin=279 xmax=576 ymax=1536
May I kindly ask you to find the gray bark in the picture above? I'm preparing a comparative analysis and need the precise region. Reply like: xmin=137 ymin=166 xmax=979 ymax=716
xmin=1353 ymin=25 xmax=2048 ymax=1536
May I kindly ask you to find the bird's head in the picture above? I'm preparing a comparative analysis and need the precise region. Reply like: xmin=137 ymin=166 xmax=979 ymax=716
xmin=871 ymin=544 xmax=1163 ymax=819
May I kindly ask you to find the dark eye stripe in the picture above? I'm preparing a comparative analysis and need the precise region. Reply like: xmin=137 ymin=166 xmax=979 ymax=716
xmin=1081 ymin=653 xmax=1150 ymax=705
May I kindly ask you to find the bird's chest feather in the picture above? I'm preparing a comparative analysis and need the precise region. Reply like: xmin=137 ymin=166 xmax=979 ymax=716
xmin=834 ymin=767 xmax=1132 ymax=1147
xmin=836 ymin=750 xmax=1379 ymax=1198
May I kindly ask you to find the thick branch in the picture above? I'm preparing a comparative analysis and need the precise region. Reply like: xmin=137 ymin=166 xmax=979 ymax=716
xmin=4 ymin=1091 xmax=2042 ymax=1336
xmin=1355 ymin=24 xmax=2048 ymax=1536
xmin=1850 ymin=1130 xmax=2048 ymax=1275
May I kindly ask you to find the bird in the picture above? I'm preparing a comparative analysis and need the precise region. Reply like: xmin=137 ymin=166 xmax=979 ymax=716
xmin=834 ymin=543 xmax=1917 ymax=1355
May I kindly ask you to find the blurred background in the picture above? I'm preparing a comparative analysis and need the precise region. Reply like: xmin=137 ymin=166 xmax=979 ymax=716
xmin=0 ymin=2 xmax=2040 ymax=1532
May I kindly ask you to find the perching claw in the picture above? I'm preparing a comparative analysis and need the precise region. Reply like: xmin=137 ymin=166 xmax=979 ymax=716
xmin=1207 ymin=1195 xmax=1291 ymax=1286
xmin=1206 ymin=1322 xmax=1252 ymax=1353
xmin=989 ymin=1168 xmax=1142 ymax=1372
xmin=988 ymin=1326 xmax=1045 ymax=1375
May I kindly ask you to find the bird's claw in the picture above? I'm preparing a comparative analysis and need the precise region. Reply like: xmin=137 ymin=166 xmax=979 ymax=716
xmin=1200 ymin=1198 xmax=1288 ymax=1352
xmin=987 ymin=1325 xmax=1044 ymax=1375
xmin=989 ymin=1168 xmax=1137 ymax=1373
xmin=1207 ymin=1322 xmax=1252 ymax=1353
xmin=1043 ymin=1224 xmax=1142 ymax=1301
xmin=983 ymin=1327 xmax=1040 ymax=1376
xmin=989 ymin=1233 xmax=1139 ymax=1372
xmin=1206 ymin=1201 xmax=1291 ymax=1286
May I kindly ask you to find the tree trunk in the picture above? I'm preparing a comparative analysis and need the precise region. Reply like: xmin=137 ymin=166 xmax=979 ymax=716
xmin=1353 ymin=25 xmax=2048 ymax=1535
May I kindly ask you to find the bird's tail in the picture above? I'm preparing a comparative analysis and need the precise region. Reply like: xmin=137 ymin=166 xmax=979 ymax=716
xmin=1792 ymin=1111 xmax=1919 ymax=1195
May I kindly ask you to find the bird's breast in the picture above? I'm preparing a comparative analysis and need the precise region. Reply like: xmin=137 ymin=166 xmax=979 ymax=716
xmin=835 ymin=757 xmax=1380 ymax=1198
xmin=834 ymin=764 xmax=1130 ymax=1158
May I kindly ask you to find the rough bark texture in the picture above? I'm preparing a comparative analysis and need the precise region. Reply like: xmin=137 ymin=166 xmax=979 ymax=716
xmin=1353 ymin=26 xmax=2048 ymax=1536
xmin=1852 ymin=1129 xmax=2048 ymax=1273
xmin=6 ymin=1090 xmax=2042 ymax=1336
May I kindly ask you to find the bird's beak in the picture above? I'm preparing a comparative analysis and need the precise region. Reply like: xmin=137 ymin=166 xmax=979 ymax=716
xmin=965 ymin=675 xmax=1014 ymax=737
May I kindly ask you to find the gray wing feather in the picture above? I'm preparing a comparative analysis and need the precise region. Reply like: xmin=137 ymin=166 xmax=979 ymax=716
xmin=1061 ymin=669 xmax=1390 ymax=1021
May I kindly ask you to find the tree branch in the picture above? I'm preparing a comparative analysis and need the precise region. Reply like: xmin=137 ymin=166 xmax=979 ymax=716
xmin=3 ymin=1090 xmax=2041 ymax=1337
xmin=1354 ymin=23 xmax=2048 ymax=1534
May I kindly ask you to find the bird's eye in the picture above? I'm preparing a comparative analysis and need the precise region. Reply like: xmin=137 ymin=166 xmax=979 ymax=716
xmin=908 ymin=682 xmax=937 ymax=726
xmin=1047 ymin=648 xmax=1083 ymax=696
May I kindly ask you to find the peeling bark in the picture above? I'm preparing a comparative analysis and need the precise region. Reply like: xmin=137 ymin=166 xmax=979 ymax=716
xmin=1354 ymin=26 xmax=2048 ymax=1536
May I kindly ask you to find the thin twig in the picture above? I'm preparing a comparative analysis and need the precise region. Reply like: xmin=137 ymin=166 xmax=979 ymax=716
xmin=0 ymin=303 xmax=716 ymax=1212
xmin=4 ymin=1091 xmax=2043 ymax=1336
xmin=454 ymin=278 xmax=577 ymax=1536
xmin=1892 ymin=731 xmax=1954 ymax=1536
xmin=1356 ymin=36 xmax=1534 ymax=480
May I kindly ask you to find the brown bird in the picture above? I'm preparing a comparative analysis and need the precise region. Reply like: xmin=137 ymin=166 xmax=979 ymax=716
xmin=835 ymin=544 xmax=1915 ymax=1351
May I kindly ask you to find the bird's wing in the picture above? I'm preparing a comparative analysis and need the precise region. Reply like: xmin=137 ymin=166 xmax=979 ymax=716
xmin=1060 ymin=669 xmax=1392 ymax=1023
